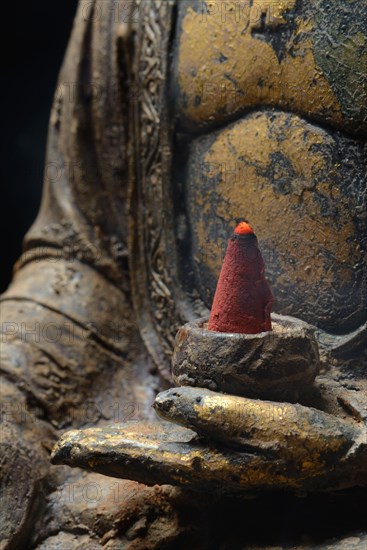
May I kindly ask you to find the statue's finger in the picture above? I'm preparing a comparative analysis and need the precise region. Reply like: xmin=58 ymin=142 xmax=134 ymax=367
xmin=51 ymin=416 xmax=364 ymax=493
xmin=51 ymin=420 xmax=287 ymax=493
xmin=153 ymin=387 xmax=360 ymax=467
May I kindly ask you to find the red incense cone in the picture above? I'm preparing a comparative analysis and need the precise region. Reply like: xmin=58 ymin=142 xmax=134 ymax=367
xmin=208 ymin=221 xmax=273 ymax=334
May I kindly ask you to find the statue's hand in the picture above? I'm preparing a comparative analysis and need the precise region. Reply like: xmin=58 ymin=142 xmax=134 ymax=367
xmin=51 ymin=316 xmax=367 ymax=495
xmin=153 ymin=384 xmax=367 ymax=492
xmin=52 ymin=377 xmax=367 ymax=495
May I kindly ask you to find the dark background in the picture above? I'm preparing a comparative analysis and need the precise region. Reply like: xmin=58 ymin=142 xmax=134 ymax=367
xmin=1 ymin=2 xmax=78 ymax=292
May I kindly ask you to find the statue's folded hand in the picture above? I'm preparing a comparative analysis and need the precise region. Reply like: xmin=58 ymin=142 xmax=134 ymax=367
xmin=51 ymin=384 xmax=367 ymax=495
xmin=153 ymin=386 xmax=367 ymax=492
xmin=154 ymin=387 xmax=361 ymax=461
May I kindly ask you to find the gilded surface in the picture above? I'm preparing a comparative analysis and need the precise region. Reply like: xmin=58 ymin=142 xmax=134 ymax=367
xmin=52 ymin=386 xmax=367 ymax=493
xmin=174 ymin=0 xmax=366 ymax=135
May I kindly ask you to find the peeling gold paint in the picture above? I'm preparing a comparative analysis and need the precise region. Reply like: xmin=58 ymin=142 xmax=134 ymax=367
xmin=189 ymin=111 xmax=362 ymax=297
xmin=177 ymin=1 xmax=344 ymax=128
xmin=190 ymin=391 xmax=354 ymax=477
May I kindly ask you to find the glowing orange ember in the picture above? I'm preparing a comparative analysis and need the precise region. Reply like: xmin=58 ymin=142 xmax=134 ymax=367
xmin=234 ymin=221 xmax=254 ymax=235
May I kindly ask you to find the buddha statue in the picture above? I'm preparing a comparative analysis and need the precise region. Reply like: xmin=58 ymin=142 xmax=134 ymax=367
xmin=1 ymin=0 xmax=366 ymax=548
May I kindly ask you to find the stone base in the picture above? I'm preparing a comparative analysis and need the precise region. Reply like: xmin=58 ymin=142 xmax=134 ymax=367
xmin=172 ymin=313 xmax=320 ymax=401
